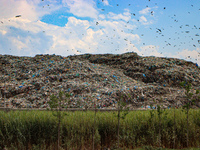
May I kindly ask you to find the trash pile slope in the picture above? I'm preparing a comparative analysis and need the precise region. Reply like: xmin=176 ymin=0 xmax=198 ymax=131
xmin=0 ymin=52 xmax=200 ymax=109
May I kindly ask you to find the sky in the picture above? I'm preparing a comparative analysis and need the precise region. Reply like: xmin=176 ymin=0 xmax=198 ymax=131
xmin=0 ymin=0 xmax=200 ymax=65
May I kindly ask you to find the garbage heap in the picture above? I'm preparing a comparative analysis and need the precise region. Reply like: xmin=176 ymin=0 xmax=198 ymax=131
xmin=0 ymin=52 xmax=200 ymax=109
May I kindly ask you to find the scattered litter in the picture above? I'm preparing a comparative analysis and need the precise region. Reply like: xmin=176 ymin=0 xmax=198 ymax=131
xmin=0 ymin=53 xmax=200 ymax=109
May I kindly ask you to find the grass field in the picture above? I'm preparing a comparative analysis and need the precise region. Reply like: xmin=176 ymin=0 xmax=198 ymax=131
xmin=0 ymin=109 xmax=200 ymax=150
xmin=135 ymin=147 xmax=200 ymax=150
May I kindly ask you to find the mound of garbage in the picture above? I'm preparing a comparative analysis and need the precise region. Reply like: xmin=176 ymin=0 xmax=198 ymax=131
xmin=0 ymin=52 xmax=200 ymax=109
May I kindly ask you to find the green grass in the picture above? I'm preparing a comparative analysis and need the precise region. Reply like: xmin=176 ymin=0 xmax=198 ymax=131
xmin=1 ymin=109 xmax=200 ymax=150
xmin=135 ymin=146 xmax=200 ymax=150
xmin=119 ymin=146 xmax=200 ymax=149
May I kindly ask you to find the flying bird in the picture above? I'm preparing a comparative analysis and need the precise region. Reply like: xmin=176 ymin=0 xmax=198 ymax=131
xmin=15 ymin=15 xmax=21 ymax=18
xmin=157 ymin=28 xmax=162 ymax=32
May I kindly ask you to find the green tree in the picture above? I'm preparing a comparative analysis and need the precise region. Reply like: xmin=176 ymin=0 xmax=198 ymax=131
xmin=155 ymin=97 xmax=168 ymax=148
xmin=116 ymin=92 xmax=130 ymax=149
xmin=48 ymin=91 xmax=70 ymax=150
xmin=157 ymin=102 xmax=163 ymax=148
xmin=92 ymin=94 xmax=97 ymax=150
xmin=180 ymin=81 xmax=199 ymax=147
xmin=169 ymin=88 xmax=177 ymax=149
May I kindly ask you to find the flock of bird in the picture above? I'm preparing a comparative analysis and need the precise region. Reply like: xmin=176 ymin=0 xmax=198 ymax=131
xmin=0 ymin=0 xmax=199 ymax=61
xmin=97 ymin=0 xmax=200 ymax=60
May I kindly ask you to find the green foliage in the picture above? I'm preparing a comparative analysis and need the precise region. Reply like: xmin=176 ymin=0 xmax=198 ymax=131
xmin=48 ymin=91 xmax=70 ymax=118
xmin=117 ymin=100 xmax=129 ymax=120
xmin=179 ymin=81 xmax=200 ymax=148
xmin=142 ymin=145 xmax=165 ymax=150
xmin=49 ymin=91 xmax=70 ymax=109
xmin=157 ymin=98 xmax=165 ymax=116
xmin=196 ymin=89 xmax=199 ymax=94
xmin=48 ymin=91 xmax=71 ymax=150
xmin=180 ymin=81 xmax=197 ymax=111
xmin=149 ymin=104 xmax=155 ymax=119
xmin=117 ymin=93 xmax=130 ymax=119
xmin=1 ymin=109 xmax=200 ymax=149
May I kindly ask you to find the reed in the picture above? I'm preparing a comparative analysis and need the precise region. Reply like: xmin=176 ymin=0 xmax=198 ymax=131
xmin=0 ymin=109 xmax=200 ymax=150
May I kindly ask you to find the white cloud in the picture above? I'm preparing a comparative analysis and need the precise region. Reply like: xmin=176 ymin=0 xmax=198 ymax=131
xmin=139 ymin=7 xmax=151 ymax=15
xmin=0 ymin=0 xmax=142 ymax=58
xmin=62 ymin=0 xmax=98 ymax=18
xmin=97 ymin=19 xmax=138 ymax=38
xmin=107 ymin=9 xmax=131 ymax=22
xmin=0 ymin=0 xmax=38 ymax=21
xmin=65 ymin=17 xmax=90 ymax=29
xmin=0 ymin=17 xmax=55 ymax=56
xmin=0 ymin=13 xmax=142 ymax=56
xmin=139 ymin=45 xmax=164 ymax=57
xmin=140 ymin=16 xmax=147 ymax=22
xmin=178 ymin=48 xmax=199 ymax=58
xmin=157 ymin=48 xmax=200 ymax=65
xmin=0 ymin=29 xmax=7 ymax=35
xmin=46 ymin=17 xmax=140 ymax=56
xmin=163 ymin=52 xmax=180 ymax=59
xmin=0 ymin=0 xmax=61 ymax=21
xmin=1 ymin=11 xmax=199 ymax=66
xmin=139 ymin=16 xmax=153 ymax=25
xmin=99 ymin=14 xmax=105 ymax=19
xmin=178 ymin=48 xmax=200 ymax=65
xmin=102 ymin=0 xmax=109 ymax=6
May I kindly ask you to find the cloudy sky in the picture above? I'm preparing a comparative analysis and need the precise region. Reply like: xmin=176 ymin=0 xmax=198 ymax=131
xmin=0 ymin=0 xmax=200 ymax=64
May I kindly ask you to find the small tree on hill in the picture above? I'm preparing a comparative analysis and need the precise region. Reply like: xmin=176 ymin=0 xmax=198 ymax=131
xmin=156 ymin=98 xmax=164 ymax=148
xmin=169 ymin=88 xmax=177 ymax=149
xmin=48 ymin=91 xmax=70 ymax=150
xmin=116 ymin=92 xmax=130 ymax=149
xmin=180 ymin=81 xmax=199 ymax=147
xmin=92 ymin=94 xmax=98 ymax=150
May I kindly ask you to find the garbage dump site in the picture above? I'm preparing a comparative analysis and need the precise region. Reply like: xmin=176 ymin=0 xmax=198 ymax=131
xmin=0 ymin=52 xmax=200 ymax=110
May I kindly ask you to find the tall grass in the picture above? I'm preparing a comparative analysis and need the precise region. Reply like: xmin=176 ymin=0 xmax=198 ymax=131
xmin=0 ymin=111 xmax=57 ymax=149
xmin=0 ymin=109 xmax=200 ymax=149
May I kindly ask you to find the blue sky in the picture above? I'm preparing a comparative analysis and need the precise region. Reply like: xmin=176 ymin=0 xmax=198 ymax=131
xmin=0 ymin=0 xmax=200 ymax=65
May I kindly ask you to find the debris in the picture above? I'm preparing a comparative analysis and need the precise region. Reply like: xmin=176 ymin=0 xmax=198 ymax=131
xmin=0 ymin=52 xmax=200 ymax=109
